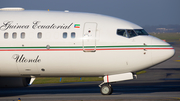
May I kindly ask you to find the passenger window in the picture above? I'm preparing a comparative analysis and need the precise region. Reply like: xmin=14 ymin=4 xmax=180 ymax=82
xmin=127 ymin=30 xmax=137 ymax=38
xmin=63 ymin=32 xmax=67 ymax=38
xmin=117 ymin=29 xmax=128 ymax=38
xmin=21 ymin=32 xmax=25 ymax=39
xmin=4 ymin=32 xmax=8 ymax=39
xmin=71 ymin=32 xmax=75 ymax=38
xmin=12 ymin=32 xmax=17 ymax=39
xmin=37 ymin=32 xmax=42 ymax=39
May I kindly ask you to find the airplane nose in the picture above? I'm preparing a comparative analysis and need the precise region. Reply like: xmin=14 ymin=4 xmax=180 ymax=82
xmin=151 ymin=37 xmax=175 ymax=65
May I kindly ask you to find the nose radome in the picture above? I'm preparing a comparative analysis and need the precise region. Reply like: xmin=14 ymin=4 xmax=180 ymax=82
xmin=151 ymin=37 xmax=175 ymax=65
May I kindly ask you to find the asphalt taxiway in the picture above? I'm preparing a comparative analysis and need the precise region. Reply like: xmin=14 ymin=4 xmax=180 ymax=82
xmin=0 ymin=42 xmax=180 ymax=101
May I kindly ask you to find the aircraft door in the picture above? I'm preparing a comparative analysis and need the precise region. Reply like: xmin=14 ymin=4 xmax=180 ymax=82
xmin=83 ymin=22 xmax=97 ymax=52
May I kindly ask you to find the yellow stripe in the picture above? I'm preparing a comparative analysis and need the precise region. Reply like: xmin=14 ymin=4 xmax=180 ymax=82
xmin=175 ymin=60 xmax=180 ymax=62
xmin=171 ymin=97 xmax=180 ymax=100
xmin=136 ymin=70 xmax=146 ymax=75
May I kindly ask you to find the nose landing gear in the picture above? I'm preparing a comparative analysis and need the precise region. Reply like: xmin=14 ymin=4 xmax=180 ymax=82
xmin=99 ymin=73 xmax=134 ymax=95
xmin=100 ymin=83 xmax=113 ymax=95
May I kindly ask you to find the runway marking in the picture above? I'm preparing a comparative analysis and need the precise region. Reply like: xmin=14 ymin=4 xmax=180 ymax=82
xmin=175 ymin=60 xmax=180 ymax=62
xmin=171 ymin=97 xmax=180 ymax=100
xmin=136 ymin=70 xmax=146 ymax=75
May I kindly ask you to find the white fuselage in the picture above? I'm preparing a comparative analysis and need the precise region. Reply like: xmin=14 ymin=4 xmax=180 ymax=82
xmin=0 ymin=10 xmax=175 ymax=77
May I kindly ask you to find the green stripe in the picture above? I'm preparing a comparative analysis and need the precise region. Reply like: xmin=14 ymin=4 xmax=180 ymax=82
xmin=96 ymin=45 xmax=171 ymax=48
xmin=0 ymin=45 xmax=171 ymax=49
xmin=75 ymin=24 xmax=80 ymax=26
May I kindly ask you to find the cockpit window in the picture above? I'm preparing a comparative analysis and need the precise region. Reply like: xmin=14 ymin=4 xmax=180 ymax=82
xmin=134 ymin=29 xmax=149 ymax=35
xmin=127 ymin=30 xmax=137 ymax=38
xmin=117 ymin=29 xmax=128 ymax=38
xmin=117 ymin=29 xmax=148 ymax=38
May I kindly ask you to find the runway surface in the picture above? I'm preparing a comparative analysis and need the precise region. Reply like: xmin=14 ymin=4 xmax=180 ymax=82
xmin=0 ymin=42 xmax=180 ymax=101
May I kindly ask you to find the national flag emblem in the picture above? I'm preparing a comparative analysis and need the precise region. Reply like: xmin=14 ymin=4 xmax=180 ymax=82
xmin=74 ymin=24 xmax=80 ymax=28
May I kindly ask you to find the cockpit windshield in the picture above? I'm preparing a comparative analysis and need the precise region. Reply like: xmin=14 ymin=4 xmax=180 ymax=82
xmin=127 ymin=30 xmax=137 ymax=38
xmin=117 ymin=29 xmax=149 ymax=38
xmin=134 ymin=29 xmax=149 ymax=35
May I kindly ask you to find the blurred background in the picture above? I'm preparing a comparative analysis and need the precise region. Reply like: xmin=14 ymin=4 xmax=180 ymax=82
xmin=0 ymin=0 xmax=180 ymax=32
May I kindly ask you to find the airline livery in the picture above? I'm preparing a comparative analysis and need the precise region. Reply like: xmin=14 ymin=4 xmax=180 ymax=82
xmin=0 ymin=7 xmax=175 ymax=95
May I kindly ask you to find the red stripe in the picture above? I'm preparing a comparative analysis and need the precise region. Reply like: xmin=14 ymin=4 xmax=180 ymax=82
xmin=97 ymin=48 xmax=144 ymax=50
xmin=145 ymin=48 xmax=174 ymax=50
xmin=107 ymin=75 xmax=109 ymax=83
xmin=84 ymin=49 xmax=95 ymax=51
xmin=0 ymin=48 xmax=174 ymax=51
xmin=97 ymin=48 xmax=174 ymax=50
xmin=74 ymin=26 xmax=80 ymax=28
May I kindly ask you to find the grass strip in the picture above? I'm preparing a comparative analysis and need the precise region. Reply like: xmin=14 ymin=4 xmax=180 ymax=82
xmin=33 ymin=77 xmax=103 ymax=84
xmin=150 ymin=33 xmax=180 ymax=42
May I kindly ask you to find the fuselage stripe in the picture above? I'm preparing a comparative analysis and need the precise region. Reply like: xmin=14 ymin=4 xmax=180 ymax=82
xmin=0 ymin=48 xmax=174 ymax=51
xmin=0 ymin=45 xmax=172 ymax=49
